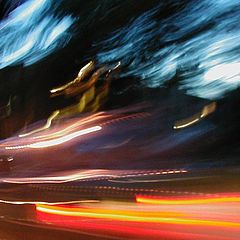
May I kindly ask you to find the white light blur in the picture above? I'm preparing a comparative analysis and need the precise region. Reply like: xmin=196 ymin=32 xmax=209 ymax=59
xmin=30 ymin=126 xmax=102 ymax=148
xmin=204 ymin=62 xmax=240 ymax=84
xmin=2 ymin=169 xmax=187 ymax=184
xmin=5 ymin=126 xmax=101 ymax=150
xmin=0 ymin=199 xmax=99 ymax=205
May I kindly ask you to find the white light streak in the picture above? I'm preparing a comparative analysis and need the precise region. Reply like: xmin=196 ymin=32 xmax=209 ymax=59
xmin=5 ymin=126 xmax=101 ymax=150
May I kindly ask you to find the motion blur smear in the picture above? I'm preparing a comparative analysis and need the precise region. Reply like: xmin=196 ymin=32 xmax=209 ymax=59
xmin=0 ymin=0 xmax=239 ymax=239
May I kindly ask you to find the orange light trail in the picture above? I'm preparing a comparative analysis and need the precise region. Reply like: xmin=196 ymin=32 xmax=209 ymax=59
xmin=136 ymin=194 xmax=240 ymax=205
xmin=36 ymin=203 xmax=240 ymax=228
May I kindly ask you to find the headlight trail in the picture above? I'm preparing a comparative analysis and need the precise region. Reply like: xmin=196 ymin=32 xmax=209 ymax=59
xmin=34 ymin=191 xmax=240 ymax=239
xmin=29 ymin=126 xmax=102 ymax=148
xmin=2 ymin=169 xmax=187 ymax=184
xmin=5 ymin=126 xmax=101 ymax=149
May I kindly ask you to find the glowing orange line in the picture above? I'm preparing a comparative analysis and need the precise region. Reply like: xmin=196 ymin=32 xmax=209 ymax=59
xmin=36 ymin=204 xmax=240 ymax=228
xmin=136 ymin=195 xmax=240 ymax=205
xmin=36 ymin=204 xmax=182 ymax=218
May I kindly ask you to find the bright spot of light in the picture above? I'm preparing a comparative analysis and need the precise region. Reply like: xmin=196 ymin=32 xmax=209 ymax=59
xmin=204 ymin=62 xmax=240 ymax=84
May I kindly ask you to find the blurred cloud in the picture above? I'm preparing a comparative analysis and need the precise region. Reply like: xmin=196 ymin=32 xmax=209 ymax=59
xmin=96 ymin=0 xmax=240 ymax=99
xmin=0 ymin=0 xmax=75 ymax=69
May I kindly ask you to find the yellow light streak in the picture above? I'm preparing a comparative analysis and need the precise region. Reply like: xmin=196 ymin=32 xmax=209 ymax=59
xmin=36 ymin=204 xmax=240 ymax=228
xmin=174 ymin=102 xmax=216 ymax=129
xmin=173 ymin=117 xmax=200 ymax=129
xmin=86 ymin=79 xmax=110 ymax=112
xmin=200 ymin=102 xmax=217 ymax=118
xmin=64 ymin=67 xmax=106 ymax=97
xmin=50 ymin=61 xmax=94 ymax=94
xmin=36 ymin=204 xmax=184 ymax=220
xmin=59 ymin=86 xmax=96 ymax=116
xmin=19 ymin=110 xmax=59 ymax=137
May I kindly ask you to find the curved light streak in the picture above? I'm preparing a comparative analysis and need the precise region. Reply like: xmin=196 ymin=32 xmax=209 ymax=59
xmin=34 ymin=112 xmax=105 ymax=140
xmin=5 ymin=125 xmax=101 ymax=149
xmin=50 ymin=61 xmax=94 ymax=94
xmin=173 ymin=117 xmax=200 ymax=129
xmin=30 ymin=126 xmax=101 ymax=148
xmin=173 ymin=102 xmax=216 ymax=129
xmin=19 ymin=110 xmax=59 ymax=137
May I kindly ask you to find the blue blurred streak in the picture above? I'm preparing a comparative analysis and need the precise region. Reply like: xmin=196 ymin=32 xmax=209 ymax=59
xmin=0 ymin=0 xmax=75 ymax=68
xmin=96 ymin=0 xmax=240 ymax=99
